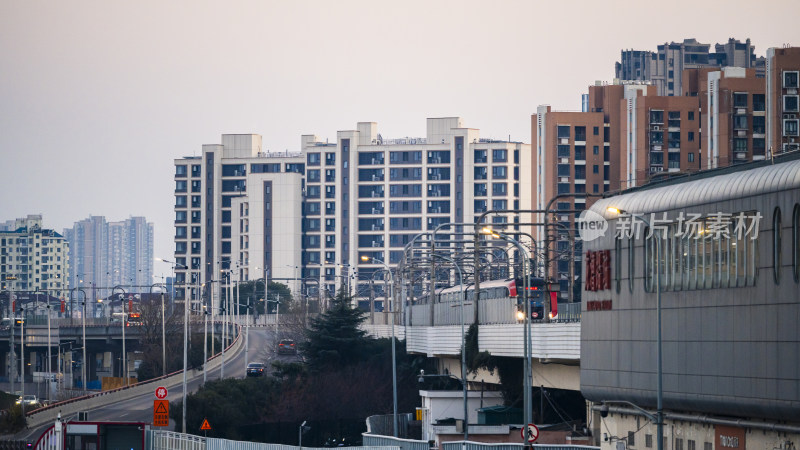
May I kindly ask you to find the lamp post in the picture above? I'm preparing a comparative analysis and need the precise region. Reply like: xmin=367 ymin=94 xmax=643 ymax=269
xmin=429 ymin=253 xmax=468 ymax=440
xmin=111 ymin=286 xmax=126 ymax=389
xmin=150 ymin=283 xmax=167 ymax=377
xmin=607 ymin=207 xmax=662 ymax=450
xmin=360 ymin=256 xmax=397 ymax=437
xmin=481 ymin=227 xmax=532 ymax=432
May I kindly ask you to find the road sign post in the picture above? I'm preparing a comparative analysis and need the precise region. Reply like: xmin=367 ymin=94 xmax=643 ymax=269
xmin=153 ymin=400 xmax=169 ymax=427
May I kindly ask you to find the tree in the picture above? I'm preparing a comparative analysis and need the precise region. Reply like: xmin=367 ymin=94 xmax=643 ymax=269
xmin=302 ymin=287 xmax=367 ymax=372
xmin=235 ymin=280 xmax=292 ymax=316
xmin=135 ymin=297 xmax=183 ymax=381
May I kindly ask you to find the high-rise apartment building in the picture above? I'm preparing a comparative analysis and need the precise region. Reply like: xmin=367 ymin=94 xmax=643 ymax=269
xmin=587 ymin=81 xmax=657 ymax=190
xmin=532 ymin=106 xmax=606 ymax=294
xmin=0 ymin=215 xmax=70 ymax=312
xmin=766 ymin=46 xmax=800 ymax=154
xmin=620 ymin=94 xmax=701 ymax=187
xmin=172 ymin=135 xmax=304 ymax=310
xmin=63 ymin=216 xmax=154 ymax=298
xmin=683 ymin=67 xmax=766 ymax=168
xmin=616 ymin=38 xmax=763 ymax=96
xmin=174 ymin=118 xmax=531 ymax=308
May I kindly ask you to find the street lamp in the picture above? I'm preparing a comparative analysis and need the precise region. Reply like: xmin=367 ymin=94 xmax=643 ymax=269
xmin=150 ymin=283 xmax=168 ymax=377
xmin=360 ymin=255 xmax=398 ymax=437
xmin=70 ymin=287 xmax=89 ymax=394
xmin=428 ymin=253 xmax=468 ymax=440
xmin=111 ymin=286 xmax=127 ymax=390
xmin=156 ymin=257 xmax=189 ymax=433
xmin=481 ymin=227 xmax=532 ymax=433
xmin=607 ymin=206 xmax=663 ymax=450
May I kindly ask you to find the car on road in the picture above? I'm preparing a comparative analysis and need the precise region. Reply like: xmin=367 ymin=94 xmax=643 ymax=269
xmin=246 ymin=362 xmax=266 ymax=377
xmin=16 ymin=395 xmax=38 ymax=406
xmin=277 ymin=339 xmax=297 ymax=355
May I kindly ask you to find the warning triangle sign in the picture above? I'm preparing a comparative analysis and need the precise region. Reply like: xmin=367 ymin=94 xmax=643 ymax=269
xmin=155 ymin=402 xmax=168 ymax=414
xmin=200 ymin=419 xmax=212 ymax=430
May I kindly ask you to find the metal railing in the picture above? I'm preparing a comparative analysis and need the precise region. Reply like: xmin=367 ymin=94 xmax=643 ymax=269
xmin=149 ymin=430 xmax=206 ymax=450
xmin=442 ymin=442 xmax=598 ymax=450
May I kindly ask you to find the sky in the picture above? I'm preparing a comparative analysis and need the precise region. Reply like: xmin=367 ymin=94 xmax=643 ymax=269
xmin=0 ymin=0 xmax=797 ymax=278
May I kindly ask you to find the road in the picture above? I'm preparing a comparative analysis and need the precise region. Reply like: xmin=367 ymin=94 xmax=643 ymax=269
xmin=15 ymin=326 xmax=301 ymax=443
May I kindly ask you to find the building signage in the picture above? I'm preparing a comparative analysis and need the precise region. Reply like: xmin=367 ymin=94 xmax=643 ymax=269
xmin=585 ymin=250 xmax=611 ymax=291
xmin=715 ymin=425 xmax=745 ymax=449
xmin=586 ymin=300 xmax=612 ymax=311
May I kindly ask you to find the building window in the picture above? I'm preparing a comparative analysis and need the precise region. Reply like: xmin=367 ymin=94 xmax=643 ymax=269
xmin=557 ymin=165 xmax=570 ymax=177
xmin=492 ymin=166 xmax=507 ymax=179
xmin=688 ymin=153 xmax=695 ymax=163
xmin=753 ymin=94 xmax=765 ymax=111
xmin=175 ymin=165 xmax=187 ymax=177
xmin=733 ymin=92 xmax=748 ymax=108
xmin=557 ymin=126 xmax=570 ymax=139
xmin=784 ymin=71 xmax=799 ymax=88
xmin=492 ymin=183 xmax=507 ymax=196
xmin=575 ymin=146 xmax=586 ymax=160
xmin=615 ymin=237 xmax=622 ymax=293
xmin=629 ymin=237 xmax=635 ymax=293
xmin=785 ymin=95 xmax=799 ymax=112
xmin=593 ymin=145 xmax=599 ymax=155
xmin=557 ymin=145 xmax=570 ymax=158
xmin=592 ymin=184 xmax=599 ymax=193
xmin=474 ymin=150 xmax=487 ymax=163
xmin=688 ymin=111 xmax=695 ymax=121
xmin=593 ymin=126 xmax=599 ymax=135
xmin=688 ymin=131 xmax=694 ymax=142
xmin=575 ymin=165 xmax=586 ymax=179
xmin=645 ymin=434 xmax=653 ymax=448
xmin=307 ymin=153 xmax=321 ymax=166
xmin=492 ymin=149 xmax=507 ymax=162
xmin=593 ymin=165 xmax=599 ymax=174
xmin=574 ymin=126 xmax=586 ymax=141
xmin=784 ymin=119 xmax=799 ymax=137
xmin=774 ymin=207 xmax=783 ymax=285
xmin=793 ymin=204 xmax=800 ymax=283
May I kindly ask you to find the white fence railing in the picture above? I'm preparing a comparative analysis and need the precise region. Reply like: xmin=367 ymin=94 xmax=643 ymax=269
xmin=149 ymin=430 xmax=206 ymax=450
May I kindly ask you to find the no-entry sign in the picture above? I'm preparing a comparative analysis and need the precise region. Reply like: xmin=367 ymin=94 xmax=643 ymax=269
xmin=521 ymin=423 xmax=539 ymax=443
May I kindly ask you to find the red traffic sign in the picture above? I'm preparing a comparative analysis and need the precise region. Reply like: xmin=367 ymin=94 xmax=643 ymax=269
xmin=200 ymin=419 xmax=212 ymax=430
xmin=521 ymin=423 xmax=539 ymax=443
xmin=155 ymin=386 xmax=168 ymax=399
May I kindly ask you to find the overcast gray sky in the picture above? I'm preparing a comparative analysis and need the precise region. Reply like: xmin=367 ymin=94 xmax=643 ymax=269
xmin=1 ymin=0 xmax=796 ymax=278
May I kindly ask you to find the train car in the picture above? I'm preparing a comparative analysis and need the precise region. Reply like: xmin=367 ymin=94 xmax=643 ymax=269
xmin=436 ymin=277 xmax=556 ymax=320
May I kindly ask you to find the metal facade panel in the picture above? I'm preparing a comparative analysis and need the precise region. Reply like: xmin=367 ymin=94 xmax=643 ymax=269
xmin=583 ymin=160 xmax=800 ymax=420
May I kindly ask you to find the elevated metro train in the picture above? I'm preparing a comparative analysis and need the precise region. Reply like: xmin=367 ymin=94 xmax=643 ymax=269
xmin=436 ymin=277 xmax=558 ymax=320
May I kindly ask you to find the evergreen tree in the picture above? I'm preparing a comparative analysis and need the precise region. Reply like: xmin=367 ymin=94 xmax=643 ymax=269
xmin=303 ymin=287 xmax=367 ymax=371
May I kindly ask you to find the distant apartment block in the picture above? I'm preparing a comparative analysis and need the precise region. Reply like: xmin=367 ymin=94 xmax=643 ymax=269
xmin=683 ymin=67 xmax=766 ymax=168
xmin=621 ymin=93 xmax=701 ymax=187
xmin=63 ymin=216 xmax=154 ymax=298
xmin=615 ymin=38 xmax=764 ymax=96
xmin=532 ymin=106 xmax=606 ymax=294
xmin=766 ymin=46 xmax=800 ymax=154
xmin=0 ymin=215 xmax=70 ymax=309
xmin=173 ymin=118 xmax=532 ymax=309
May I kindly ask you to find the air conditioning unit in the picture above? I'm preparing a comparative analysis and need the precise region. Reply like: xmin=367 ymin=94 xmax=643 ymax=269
xmin=652 ymin=125 xmax=661 ymax=131
xmin=784 ymin=143 xmax=800 ymax=152
xmin=372 ymin=242 xmax=381 ymax=248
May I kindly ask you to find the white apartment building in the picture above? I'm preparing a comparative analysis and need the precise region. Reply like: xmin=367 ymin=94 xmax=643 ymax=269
xmin=173 ymin=118 xmax=531 ymax=310
xmin=0 ymin=215 xmax=70 ymax=313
